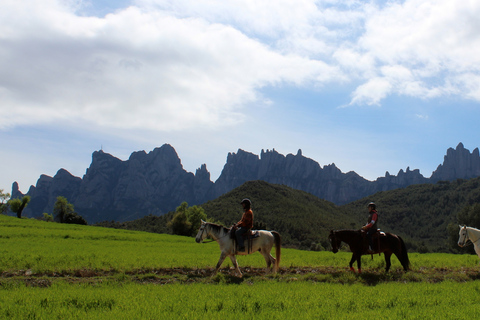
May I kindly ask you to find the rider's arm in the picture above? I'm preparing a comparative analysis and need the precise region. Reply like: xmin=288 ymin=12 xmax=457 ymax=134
xmin=362 ymin=213 xmax=377 ymax=230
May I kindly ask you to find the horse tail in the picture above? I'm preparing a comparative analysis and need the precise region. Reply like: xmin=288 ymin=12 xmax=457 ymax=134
xmin=398 ymin=235 xmax=410 ymax=271
xmin=272 ymin=231 xmax=281 ymax=272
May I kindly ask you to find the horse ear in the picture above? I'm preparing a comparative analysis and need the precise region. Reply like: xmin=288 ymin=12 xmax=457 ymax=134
xmin=201 ymin=219 xmax=206 ymax=223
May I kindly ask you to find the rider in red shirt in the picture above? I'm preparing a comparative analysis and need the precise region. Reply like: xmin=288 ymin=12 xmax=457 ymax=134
xmin=361 ymin=202 xmax=378 ymax=252
xmin=235 ymin=198 xmax=253 ymax=252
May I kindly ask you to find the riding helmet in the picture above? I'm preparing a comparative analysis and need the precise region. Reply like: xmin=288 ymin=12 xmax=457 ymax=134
xmin=368 ymin=202 xmax=376 ymax=209
xmin=240 ymin=198 xmax=252 ymax=209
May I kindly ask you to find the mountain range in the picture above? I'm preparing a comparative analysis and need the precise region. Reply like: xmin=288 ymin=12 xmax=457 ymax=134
xmin=11 ymin=142 xmax=480 ymax=223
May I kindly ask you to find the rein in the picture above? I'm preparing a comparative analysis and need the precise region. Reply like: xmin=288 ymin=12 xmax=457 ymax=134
xmin=199 ymin=225 xmax=232 ymax=243
xmin=462 ymin=227 xmax=480 ymax=247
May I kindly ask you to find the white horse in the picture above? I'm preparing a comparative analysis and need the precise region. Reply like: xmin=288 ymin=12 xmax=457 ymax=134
xmin=457 ymin=225 xmax=480 ymax=261
xmin=195 ymin=220 xmax=281 ymax=278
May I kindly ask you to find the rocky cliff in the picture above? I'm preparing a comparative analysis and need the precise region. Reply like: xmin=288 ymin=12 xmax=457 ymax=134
xmin=11 ymin=143 xmax=480 ymax=223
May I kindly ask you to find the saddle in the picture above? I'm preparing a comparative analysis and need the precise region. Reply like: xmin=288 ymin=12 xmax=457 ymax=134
xmin=230 ymin=227 xmax=260 ymax=253
xmin=361 ymin=229 xmax=385 ymax=253
xmin=230 ymin=227 xmax=260 ymax=240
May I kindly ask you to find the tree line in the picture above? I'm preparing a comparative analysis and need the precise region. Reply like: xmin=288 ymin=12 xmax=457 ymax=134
xmin=1 ymin=189 xmax=86 ymax=225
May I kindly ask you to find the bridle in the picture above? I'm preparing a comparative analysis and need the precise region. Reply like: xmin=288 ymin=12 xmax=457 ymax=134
xmin=197 ymin=224 xmax=215 ymax=243
xmin=329 ymin=231 xmax=338 ymax=251
xmin=197 ymin=223 xmax=231 ymax=243
xmin=459 ymin=227 xmax=480 ymax=247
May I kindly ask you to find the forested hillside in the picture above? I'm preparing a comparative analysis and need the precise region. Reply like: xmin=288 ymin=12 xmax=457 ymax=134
xmin=199 ymin=180 xmax=356 ymax=250
xmin=342 ymin=177 xmax=480 ymax=253
xmin=97 ymin=181 xmax=356 ymax=250
xmin=97 ymin=178 xmax=480 ymax=253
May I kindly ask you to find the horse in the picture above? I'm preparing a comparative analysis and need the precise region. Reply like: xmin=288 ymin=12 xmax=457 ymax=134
xmin=328 ymin=229 xmax=410 ymax=273
xmin=457 ymin=225 xmax=480 ymax=261
xmin=195 ymin=220 xmax=281 ymax=278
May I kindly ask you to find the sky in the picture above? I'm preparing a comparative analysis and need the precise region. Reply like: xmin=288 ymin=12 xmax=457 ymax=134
xmin=2 ymin=0 xmax=480 ymax=195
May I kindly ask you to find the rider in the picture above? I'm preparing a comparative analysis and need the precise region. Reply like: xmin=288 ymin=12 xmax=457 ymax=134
xmin=235 ymin=198 xmax=253 ymax=252
xmin=361 ymin=202 xmax=378 ymax=252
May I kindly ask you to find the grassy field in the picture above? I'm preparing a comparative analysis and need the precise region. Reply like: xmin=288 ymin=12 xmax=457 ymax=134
xmin=1 ymin=215 xmax=480 ymax=319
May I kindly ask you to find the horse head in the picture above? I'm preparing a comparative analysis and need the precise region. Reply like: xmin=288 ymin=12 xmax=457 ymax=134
xmin=458 ymin=225 xmax=468 ymax=247
xmin=195 ymin=220 xmax=208 ymax=243
xmin=328 ymin=230 xmax=340 ymax=253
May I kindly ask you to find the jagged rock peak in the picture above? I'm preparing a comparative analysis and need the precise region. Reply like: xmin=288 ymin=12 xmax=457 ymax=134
xmin=227 ymin=149 xmax=260 ymax=161
xmin=91 ymin=149 xmax=123 ymax=165
xmin=54 ymin=168 xmax=76 ymax=178
xmin=431 ymin=142 xmax=480 ymax=181
xmin=195 ymin=164 xmax=210 ymax=179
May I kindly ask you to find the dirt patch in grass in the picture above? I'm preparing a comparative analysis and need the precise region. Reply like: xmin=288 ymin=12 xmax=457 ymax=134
xmin=2 ymin=266 xmax=479 ymax=286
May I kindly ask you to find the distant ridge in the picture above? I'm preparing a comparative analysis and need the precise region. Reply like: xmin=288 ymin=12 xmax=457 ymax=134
xmin=11 ymin=143 xmax=480 ymax=223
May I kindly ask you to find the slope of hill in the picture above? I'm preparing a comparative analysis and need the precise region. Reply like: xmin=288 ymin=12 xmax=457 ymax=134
xmin=191 ymin=180 xmax=355 ymax=250
xmin=96 ymin=180 xmax=356 ymax=250
xmin=98 ymin=177 xmax=480 ymax=253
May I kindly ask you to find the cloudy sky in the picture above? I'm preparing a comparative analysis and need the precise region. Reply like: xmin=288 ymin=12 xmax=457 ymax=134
xmin=2 ymin=0 xmax=480 ymax=195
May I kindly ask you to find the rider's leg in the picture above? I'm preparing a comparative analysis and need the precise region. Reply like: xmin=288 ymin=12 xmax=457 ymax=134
xmin=236 ymin=227 xmax=247 ymax=251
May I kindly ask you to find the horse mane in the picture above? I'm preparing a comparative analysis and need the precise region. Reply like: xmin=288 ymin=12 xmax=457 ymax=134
xmin=333 ymin=229 xmax=361 ymax=235
xmin=206 ymin=222 xmax=231 ymax=235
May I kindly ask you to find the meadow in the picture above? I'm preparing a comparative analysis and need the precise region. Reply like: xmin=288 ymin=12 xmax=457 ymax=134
xmin=1 ymin=215 xmax=480 ymax=319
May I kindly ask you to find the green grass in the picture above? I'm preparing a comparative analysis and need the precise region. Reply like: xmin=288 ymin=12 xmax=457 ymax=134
xmin=3 ymin=215 xmax=478 ymax=274
xmin=1 ymin=281 xmax=480 ymax=319
xmin=2 ymin=215 xmax=480 ymax=319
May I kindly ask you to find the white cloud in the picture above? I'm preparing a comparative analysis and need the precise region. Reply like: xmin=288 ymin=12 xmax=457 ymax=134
xmin=2 ymin=0 xmax=480 ymax=133
xmin=415 ymin=114 xmax=429 ymax=120
xmin=349 ymin=77 xmax=392 ymax=106
xmin=0 ymin=1 xmax=345 ymax=132
xmin=349 ymin=0 xmax=480 ymax=105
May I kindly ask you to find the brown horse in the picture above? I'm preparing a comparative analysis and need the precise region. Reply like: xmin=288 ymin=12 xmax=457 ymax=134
xmin=328 ymin=229 xmax=410 ymax=273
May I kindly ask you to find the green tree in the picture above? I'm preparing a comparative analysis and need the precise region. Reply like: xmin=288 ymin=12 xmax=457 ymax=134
xmin=0 ymin=189 xmax=10 ymax=214
xmin=168 ymin=202 xmax=207 ymax=236
xmin=43 ymin=213 xmax=54 ymax=222
xmin=53 ymin=196 xmax=75 ymax=223
xmin=63 ymin=212 xmax=88 ymax=225
xmin=457 ymin=203 xmax=480 ymax=228
xmin=187 ymin=205 xmax=207 ymax=234
xmin=8 ymin=196 xmax=31 ymax=218
xmin=168 ymin=210 xmax=191 ymax=236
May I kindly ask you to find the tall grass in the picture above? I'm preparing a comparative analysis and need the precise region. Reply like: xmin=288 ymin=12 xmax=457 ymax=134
xmin=1 ymin=280 xmax=479 ymax=319
xmin=2 ymin=215 xmax=477 ymax=275
xmin=2 ymin=215 xmax=480 ymax=319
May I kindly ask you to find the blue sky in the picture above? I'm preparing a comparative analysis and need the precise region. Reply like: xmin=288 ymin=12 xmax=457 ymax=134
xmin=2 ymin=0 xmax=480 ymax=194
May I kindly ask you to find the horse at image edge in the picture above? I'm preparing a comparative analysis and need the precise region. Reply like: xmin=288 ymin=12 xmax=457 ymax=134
xmin=458 ymin=225 xmax=480 ymax=261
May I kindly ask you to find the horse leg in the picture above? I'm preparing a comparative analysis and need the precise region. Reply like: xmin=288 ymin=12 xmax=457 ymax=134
xmin=214 ymin=252 xmax=228 ymax=276
xmin=473 ymin=244 xmax=480 ymax=262
xmin=384 ymin=252 xmax=392 ymax=272
xmin=349 ymin=254 xmax=357 ymax=272
xmin=229 ymin=255 xmax=242 ymax=278
xmin=260 ymin=250 xmax=276 ymax=273
xmin=356 ymin=253 xmax=362 ymax=273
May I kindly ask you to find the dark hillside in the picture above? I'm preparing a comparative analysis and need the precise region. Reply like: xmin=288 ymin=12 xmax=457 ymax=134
xmin=96 ymin=180 xmax=355 ymax=250
xmin=97 ymin=177 xmax=480 ymax=253
xmin=200 ymin=180 xmax=355 ymax=250
xmin=342 ymin=177 xmax=480 ymax=253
